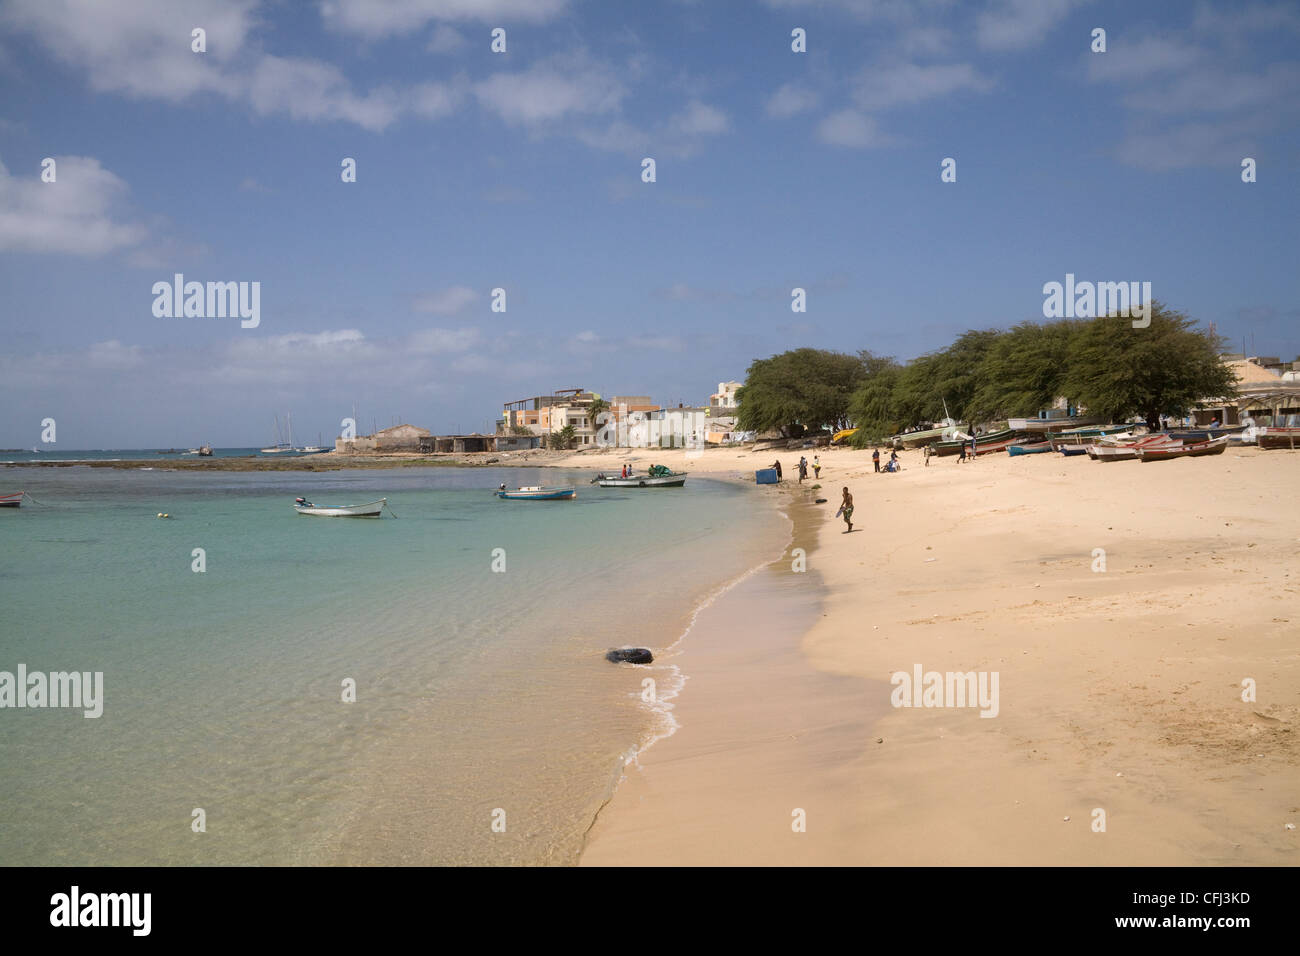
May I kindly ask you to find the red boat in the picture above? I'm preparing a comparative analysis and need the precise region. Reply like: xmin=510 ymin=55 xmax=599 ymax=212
xmin=0 ymin=492 xmax=24 ymax=508
xmin=1137 ymin=436 xmax=1230 ymax=461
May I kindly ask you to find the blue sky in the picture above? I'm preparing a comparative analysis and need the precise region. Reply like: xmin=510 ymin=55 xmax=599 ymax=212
xmin=1 ymin=0 xmax=1297 ymax=447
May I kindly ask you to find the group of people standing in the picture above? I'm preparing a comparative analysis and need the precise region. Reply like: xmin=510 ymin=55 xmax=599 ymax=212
xmin=772 ymin=455 xmax=822 ymax=483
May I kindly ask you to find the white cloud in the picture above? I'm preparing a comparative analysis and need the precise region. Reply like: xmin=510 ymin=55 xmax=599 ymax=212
xmin=2 ymin=0 xmax=417 ymax=131
xmin=671 ymin=100 xmax=728 ymax=135
xmin=976 ymin=0 xmax=1079 ymax=52
xmin=0 ymin=156 xmax=147 ymax=256
xmin=86 ymin=340 xmax=145 ymax=370
xmin=474 ymin=54 xmax=625 ymax=125
xmin=320 ymin=0 xmax=569 ymax=39
xmin=816 ymin=110 xmax=893 ymax=148
xmin=246 ymin=55 xmax=402 ymax=131
xmin=852 ymin=62 xmax=992 ymax=111
xmin=413 ymin=286 xmax=480 ymax=316
xmin=766 ymin=83 xmax=820 ymax=118
xmin=1085 ymin=35 xmax=1203 ymax=83
xmin=1 ymin=0 xmax=256 ymax=100
xmin=427 ymin=24 xmax=467 ymax=53
xmin=408 ymin=327 xmax=481 ymax=354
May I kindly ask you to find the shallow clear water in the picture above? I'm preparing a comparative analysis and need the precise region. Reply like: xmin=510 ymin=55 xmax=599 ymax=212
xmin=0 ymin=465 xmax=786 ymax=864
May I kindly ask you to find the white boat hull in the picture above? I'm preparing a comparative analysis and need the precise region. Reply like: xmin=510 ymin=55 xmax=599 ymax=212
xmin=294 ymin=497 xmax=386 ymax=517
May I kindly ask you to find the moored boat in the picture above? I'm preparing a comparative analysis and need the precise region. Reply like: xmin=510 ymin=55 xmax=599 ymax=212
xmin=293 ymin=496 xmax=387 ymax=517
xmin=496 ymin=485 xmax=576 ymax=500
xmin=592 ymin=465 xmax=686 ymax=487
xmin=1137 ymin=435 xmax=1229 ymax=461
xmin=0 ymin=491 xmax=24 ymax=508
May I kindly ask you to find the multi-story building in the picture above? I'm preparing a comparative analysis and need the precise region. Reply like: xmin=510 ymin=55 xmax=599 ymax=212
xmin=500 ymin=388 xmax=601 ymax=446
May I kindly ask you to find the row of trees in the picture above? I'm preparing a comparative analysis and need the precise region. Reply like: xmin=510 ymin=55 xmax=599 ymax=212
xmin=735 ymin=303 xmax=1238 ymax=442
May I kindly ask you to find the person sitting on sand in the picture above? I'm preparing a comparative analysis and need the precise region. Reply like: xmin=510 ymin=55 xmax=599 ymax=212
xmin=839 ymin=487 xmax=854 ymax=532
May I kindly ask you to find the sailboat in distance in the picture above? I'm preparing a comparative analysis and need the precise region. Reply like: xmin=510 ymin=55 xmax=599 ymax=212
xmin=261 ymin=413 xmax=295 ymax=454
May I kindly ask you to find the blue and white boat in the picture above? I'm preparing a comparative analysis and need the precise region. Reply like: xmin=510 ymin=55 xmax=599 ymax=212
xmin=496 ymin=485 xmax=576 ymax=500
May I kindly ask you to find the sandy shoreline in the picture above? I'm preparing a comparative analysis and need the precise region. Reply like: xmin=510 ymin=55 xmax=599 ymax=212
xmin=577 ymin=443 xmax=1299 ymax=865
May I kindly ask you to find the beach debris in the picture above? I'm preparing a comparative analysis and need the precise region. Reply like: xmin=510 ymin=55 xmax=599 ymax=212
xmin=1286 ymin=823 xmax=1296 ymax=830
xmin=1116 ymin=772 xmax=1123 ymax=777
xmin=875 ymin=737 xmax=884 ymax=744
xmin=815 ymin=498 xmax=827 ymax=504
xmin=606 ymin=647 xmax=653 ymax=665
xmin=156 ymin=512 xmax=171 ymax=518
xmin=924 ymin=558 xmax=936 ymax=563
xmin=1063 ymin=816 xmax=1070 ymax=822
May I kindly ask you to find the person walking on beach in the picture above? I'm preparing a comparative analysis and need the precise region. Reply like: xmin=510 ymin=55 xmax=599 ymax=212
xmin=812 ymin=455 xmax=821 ymax=479
xmin=798 ymin=456 xmax=808 ymax=483
xmin=838 ymin=487 xmax=854 ymax=533
xmin=772 ymin=459 xmax=783 ymax=479
xmin=924 ymin=445 xmax=931 ymax=466
xmin=872 ymin=448 xmax=880 ymax=472
xmin=958 ymin=443 xmax=967 ymax=463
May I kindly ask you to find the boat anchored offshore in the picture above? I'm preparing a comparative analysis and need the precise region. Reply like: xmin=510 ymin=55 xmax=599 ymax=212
xmin=496 ymin=484 xmax=576 ymax=500
xmin=592 ymin=465 xmax=687 ymax=488
xmin=1 ymin=491 xmax=25 ymax=508
xmin=293 ymin=496 xmax=388 ymax=517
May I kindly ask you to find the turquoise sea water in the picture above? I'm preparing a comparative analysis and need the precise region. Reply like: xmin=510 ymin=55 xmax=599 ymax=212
xmin=0 ymin=465 xmax=787 ymax=865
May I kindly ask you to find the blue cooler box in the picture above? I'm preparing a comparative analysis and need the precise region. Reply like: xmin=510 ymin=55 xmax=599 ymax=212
xmin=755 ymin=468 xmax=778 ymax=484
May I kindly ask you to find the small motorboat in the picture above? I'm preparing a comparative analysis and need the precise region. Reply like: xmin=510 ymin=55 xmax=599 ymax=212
xmin=293 ymin=496 xmax=387 ymax=517
xmin=592 ymin=465 xmax=687 ymax=488
xmin=496 ymin=484 xmax=576 ymax=500
xmin=0 ymin=491 xmax=24 ymax=508
xmin=1057 ymin=445 xmax=1089 ymax=456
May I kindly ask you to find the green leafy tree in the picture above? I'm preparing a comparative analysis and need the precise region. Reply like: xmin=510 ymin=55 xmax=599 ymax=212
xmin=548 ymin=424 xmax=577 ymax=450
xmin=736 ymin=348 xmax=866 ymax=435
xmin=967 ymin=320 xmax=1078 ymax=422
xmin=846 ymin=352 xmax=904 ymax=445
xmin=890 ymin=329 xmax=1002 ymax=426
xmin=1062 ymin=302 xmax=1236 ymax=429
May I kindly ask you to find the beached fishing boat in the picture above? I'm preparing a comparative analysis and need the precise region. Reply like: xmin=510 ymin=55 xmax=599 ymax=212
xmin=496 ymin=485 xmax=577 ymax=500
xmin=1085 ymin=434 xmax=1179 ymax=461
xmin=592 ymin=465 xmax=687 ymax=487
xmin=0 ymin=491 xmax=24 ymax=508
xmin=1007 ymin=441 xmax=1054 ymax=456
xmin=1257 ymin=427 xmax=1300 ymax=450
xmin=889 ymin=419 xmax=963 ymax=449
xmin=931 ymin=428 xmax=1017 ymax=456
xmin=1057 ymin=445 xmax=1090 ymax=457
xmin=1137 ymin=436 xmax=1229 ymax=461
xmin=971 ymin=435 xmax=1029 ymax=456
xmin=293 ymin=496 xmax=387 ymax=517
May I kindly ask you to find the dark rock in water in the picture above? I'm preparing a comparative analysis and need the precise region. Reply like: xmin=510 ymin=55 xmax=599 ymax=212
xmin=815 ymin=498 xmax=827 ymax=504
xmin=606 ymin=647 xmax=654 ymax=665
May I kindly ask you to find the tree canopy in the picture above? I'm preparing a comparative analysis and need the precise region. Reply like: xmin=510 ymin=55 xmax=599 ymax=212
xmin=1062 ymin=302 xmax=1236 ymax=428
xmin=736 ymin=348 xmax=866 ymax=435
xmin=738 ymin=303 xmax=1236 ymax=441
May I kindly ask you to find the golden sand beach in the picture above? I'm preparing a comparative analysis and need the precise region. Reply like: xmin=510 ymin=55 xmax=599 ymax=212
xmin=559 ymin=443 xmax=1300 ymax=866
